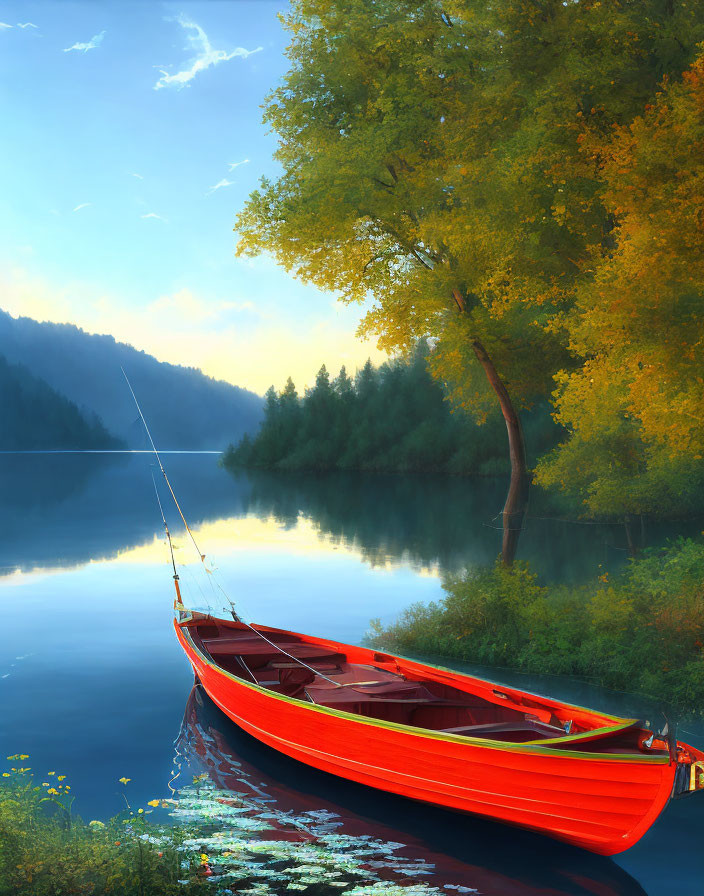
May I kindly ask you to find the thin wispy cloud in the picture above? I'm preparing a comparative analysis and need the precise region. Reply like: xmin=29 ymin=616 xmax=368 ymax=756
xmin=1 ymin=21 xmax=39 ymax=31
xmin=141 ymin=212 xmax=166 ymax=221
xmin=154 ymin=16 xmax=262 ymax=91
xmin=228 ymin=158 xmax=250 ymax=171
xmin=73 ymin=202 xmax=92 ymax=212
xmin=63 ymin=30 xmax=105 ymax=53
xmin=130 ymin=172 xmax=144 ymax=180
xmin=207 ymin=178 xmax=234 ymax=195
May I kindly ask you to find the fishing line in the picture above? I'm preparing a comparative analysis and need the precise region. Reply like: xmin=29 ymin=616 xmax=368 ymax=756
xmin=123 ymin=369 xmax=342 ymax=684
xmin=151 ymin=467 xmax=213 ymax=616
xmin=122 ymin=367 xmax=209 ymax=568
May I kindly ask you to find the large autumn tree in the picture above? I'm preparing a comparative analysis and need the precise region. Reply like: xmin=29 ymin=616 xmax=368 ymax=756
xmin=236 ymin=0 xmax=704 ymax=564
xmin=536 ymin=48 xmax=704 ymax=525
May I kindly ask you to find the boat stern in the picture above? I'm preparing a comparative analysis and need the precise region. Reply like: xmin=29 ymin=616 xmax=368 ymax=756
xmin=673 ymin=742 xmax=704 ymax=798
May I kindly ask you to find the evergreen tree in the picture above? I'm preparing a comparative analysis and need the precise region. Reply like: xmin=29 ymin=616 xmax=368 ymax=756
xmin=223 ymin=351 xmax=562 ymax=476
xmin=0 ymin=354 xmax=121 ymax=450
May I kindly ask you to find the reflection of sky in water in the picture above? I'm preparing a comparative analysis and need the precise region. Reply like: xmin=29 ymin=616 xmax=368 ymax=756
xmin=1 ymin=455 xmax=704 ymax=895
xmin=0 ymin=456 xmax=447 ymax=813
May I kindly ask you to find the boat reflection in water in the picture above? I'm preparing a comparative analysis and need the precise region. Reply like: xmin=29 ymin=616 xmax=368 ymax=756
xmin=174 ymin=686 xmax=649 ymax=896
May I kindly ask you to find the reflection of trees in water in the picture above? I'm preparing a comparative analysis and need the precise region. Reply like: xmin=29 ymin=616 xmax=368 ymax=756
xmin=0 ymin=453 xmax=112 ymax=509
xmin=240 ymin=470 xmax=506 ymax=574
xmin=172 ymin=686 xmax=648 ymax=896
xmin=239 ymin=470 xmax=699 ymax=582
xmin=3 ymin=455 xmax=701 ymax=583
xmin=0 ymin=454 xmax=247 ymax=574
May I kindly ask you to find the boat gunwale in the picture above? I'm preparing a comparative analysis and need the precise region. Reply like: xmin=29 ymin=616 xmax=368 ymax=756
xmin=177 ymin=622 xmax=669 ymax=765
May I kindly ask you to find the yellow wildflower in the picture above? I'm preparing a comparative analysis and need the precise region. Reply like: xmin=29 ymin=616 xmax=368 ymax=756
xmin=57 ymin=776 xmax=66 ymax=782
xmin=119 ymin=777 xmax=131 ymax=785
xmin=147 ymin=799 xmax=160 ymax=808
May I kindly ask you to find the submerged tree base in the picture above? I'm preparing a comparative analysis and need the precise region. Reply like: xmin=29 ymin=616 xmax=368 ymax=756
xmin=368 ymin=539 xmax=704 ymax=717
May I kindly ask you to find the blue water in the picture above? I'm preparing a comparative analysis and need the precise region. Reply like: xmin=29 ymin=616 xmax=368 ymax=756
xmin=0 ymin=453 xmax=702 ymax=894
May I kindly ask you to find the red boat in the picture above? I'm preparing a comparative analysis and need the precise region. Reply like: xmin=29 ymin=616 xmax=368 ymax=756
xmin=174 ymin=610 xmax=704 ymax=856
xmin=178 ymin=685 xmax=651 ymax=896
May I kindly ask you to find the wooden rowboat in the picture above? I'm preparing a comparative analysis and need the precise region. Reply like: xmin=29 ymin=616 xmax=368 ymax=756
xmin=174 ymin=611 xmax=704 ymax=856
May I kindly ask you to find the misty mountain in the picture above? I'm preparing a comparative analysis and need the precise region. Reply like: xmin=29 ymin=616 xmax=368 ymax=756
xmin=0 ymin=309 xmax=263 ymax=449
xmin=0 ymin=353 xmax=122 ymax=450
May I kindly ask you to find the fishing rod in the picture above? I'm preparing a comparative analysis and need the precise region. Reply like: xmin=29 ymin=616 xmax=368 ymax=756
xmin=150 ymin=469 xmax=186 ymax=611
xmin=121 ymin=367 xmax=207 ymax=565
xmin=122 ymin=368 xmax=342 ymax=687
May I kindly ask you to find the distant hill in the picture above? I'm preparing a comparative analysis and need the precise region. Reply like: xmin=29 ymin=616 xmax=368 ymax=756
xmin=0 ymin=353 xmax=122 ymax=450
xmin=0 ymin=310 xmax=263 ymax=449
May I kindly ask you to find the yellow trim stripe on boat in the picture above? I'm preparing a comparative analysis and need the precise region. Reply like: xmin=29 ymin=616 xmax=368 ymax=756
xmin=180 ymin=627 xmax=668 ymax=764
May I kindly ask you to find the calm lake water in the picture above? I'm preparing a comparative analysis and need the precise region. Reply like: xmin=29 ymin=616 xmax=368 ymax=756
xmin=1 ymin=452 xmax=702 ymax=895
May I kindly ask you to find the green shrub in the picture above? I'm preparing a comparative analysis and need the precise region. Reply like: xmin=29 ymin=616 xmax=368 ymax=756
xmin=369 ymin=538 xmax=704 ymax=715
xmin=0 ymin=764 xmax=206 ymax=896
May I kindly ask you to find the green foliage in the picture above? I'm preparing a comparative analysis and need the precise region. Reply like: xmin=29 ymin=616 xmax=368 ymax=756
xmin=536 ymin=48 xmax=704 ymax=516
xmin=236 ymin=0 xmax=704 ymax=516
xmin=223 ymin=347 xmax=561 ymax=475
xmin=369 ymin=538 xmax=704 ymax=714
xmin=0 ymin=765 xmax=206 ymax=896
xmin=237 ymin=0 xmax=704 ymax=420
xmin=535 ymin=418 xmax=704 ymax=519
xmin=0 ymin=354 xmax=121 ymax=450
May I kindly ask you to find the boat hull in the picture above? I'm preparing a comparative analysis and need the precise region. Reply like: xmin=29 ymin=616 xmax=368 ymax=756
xmin=175 ymin=620 xmax=676 ymax=855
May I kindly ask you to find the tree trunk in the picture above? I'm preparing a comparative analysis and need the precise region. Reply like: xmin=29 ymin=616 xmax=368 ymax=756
xmin=452 ymin=288 xmax=529 ymax=566
xmin=624 ymin=515 xmax=637 ymax=557
xmin=471 ymin=339 xmax=529 ymax=566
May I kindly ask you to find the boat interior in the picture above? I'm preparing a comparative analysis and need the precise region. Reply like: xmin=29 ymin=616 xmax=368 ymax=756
xmin=184 ymin=618 xmax=659 ymax=754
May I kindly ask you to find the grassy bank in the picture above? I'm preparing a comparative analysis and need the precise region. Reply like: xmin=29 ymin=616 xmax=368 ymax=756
xmin=368 ymin=539 xmax=704 ymax=715
xmin=1 ymin=758 xmax=437 ymax=895
xmin=0 ymin=763 xmax=209 ymax=896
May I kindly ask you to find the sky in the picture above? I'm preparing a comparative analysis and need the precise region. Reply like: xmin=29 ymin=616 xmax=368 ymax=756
xmin=0 ymin=1 xmax=386 ymax=394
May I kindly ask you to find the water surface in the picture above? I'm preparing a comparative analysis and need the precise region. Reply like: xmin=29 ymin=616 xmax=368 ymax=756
xmin=1 ymin=453 xmax=702 ymax=895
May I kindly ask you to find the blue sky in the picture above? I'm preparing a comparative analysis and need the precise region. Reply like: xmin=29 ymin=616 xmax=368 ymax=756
xmin=0 ymin=1 xmax=384 ymax=393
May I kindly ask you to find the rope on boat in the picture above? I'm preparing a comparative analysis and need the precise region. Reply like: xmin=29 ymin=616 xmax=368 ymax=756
xmin=226 ymin=608 xmax=343 ymax=687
